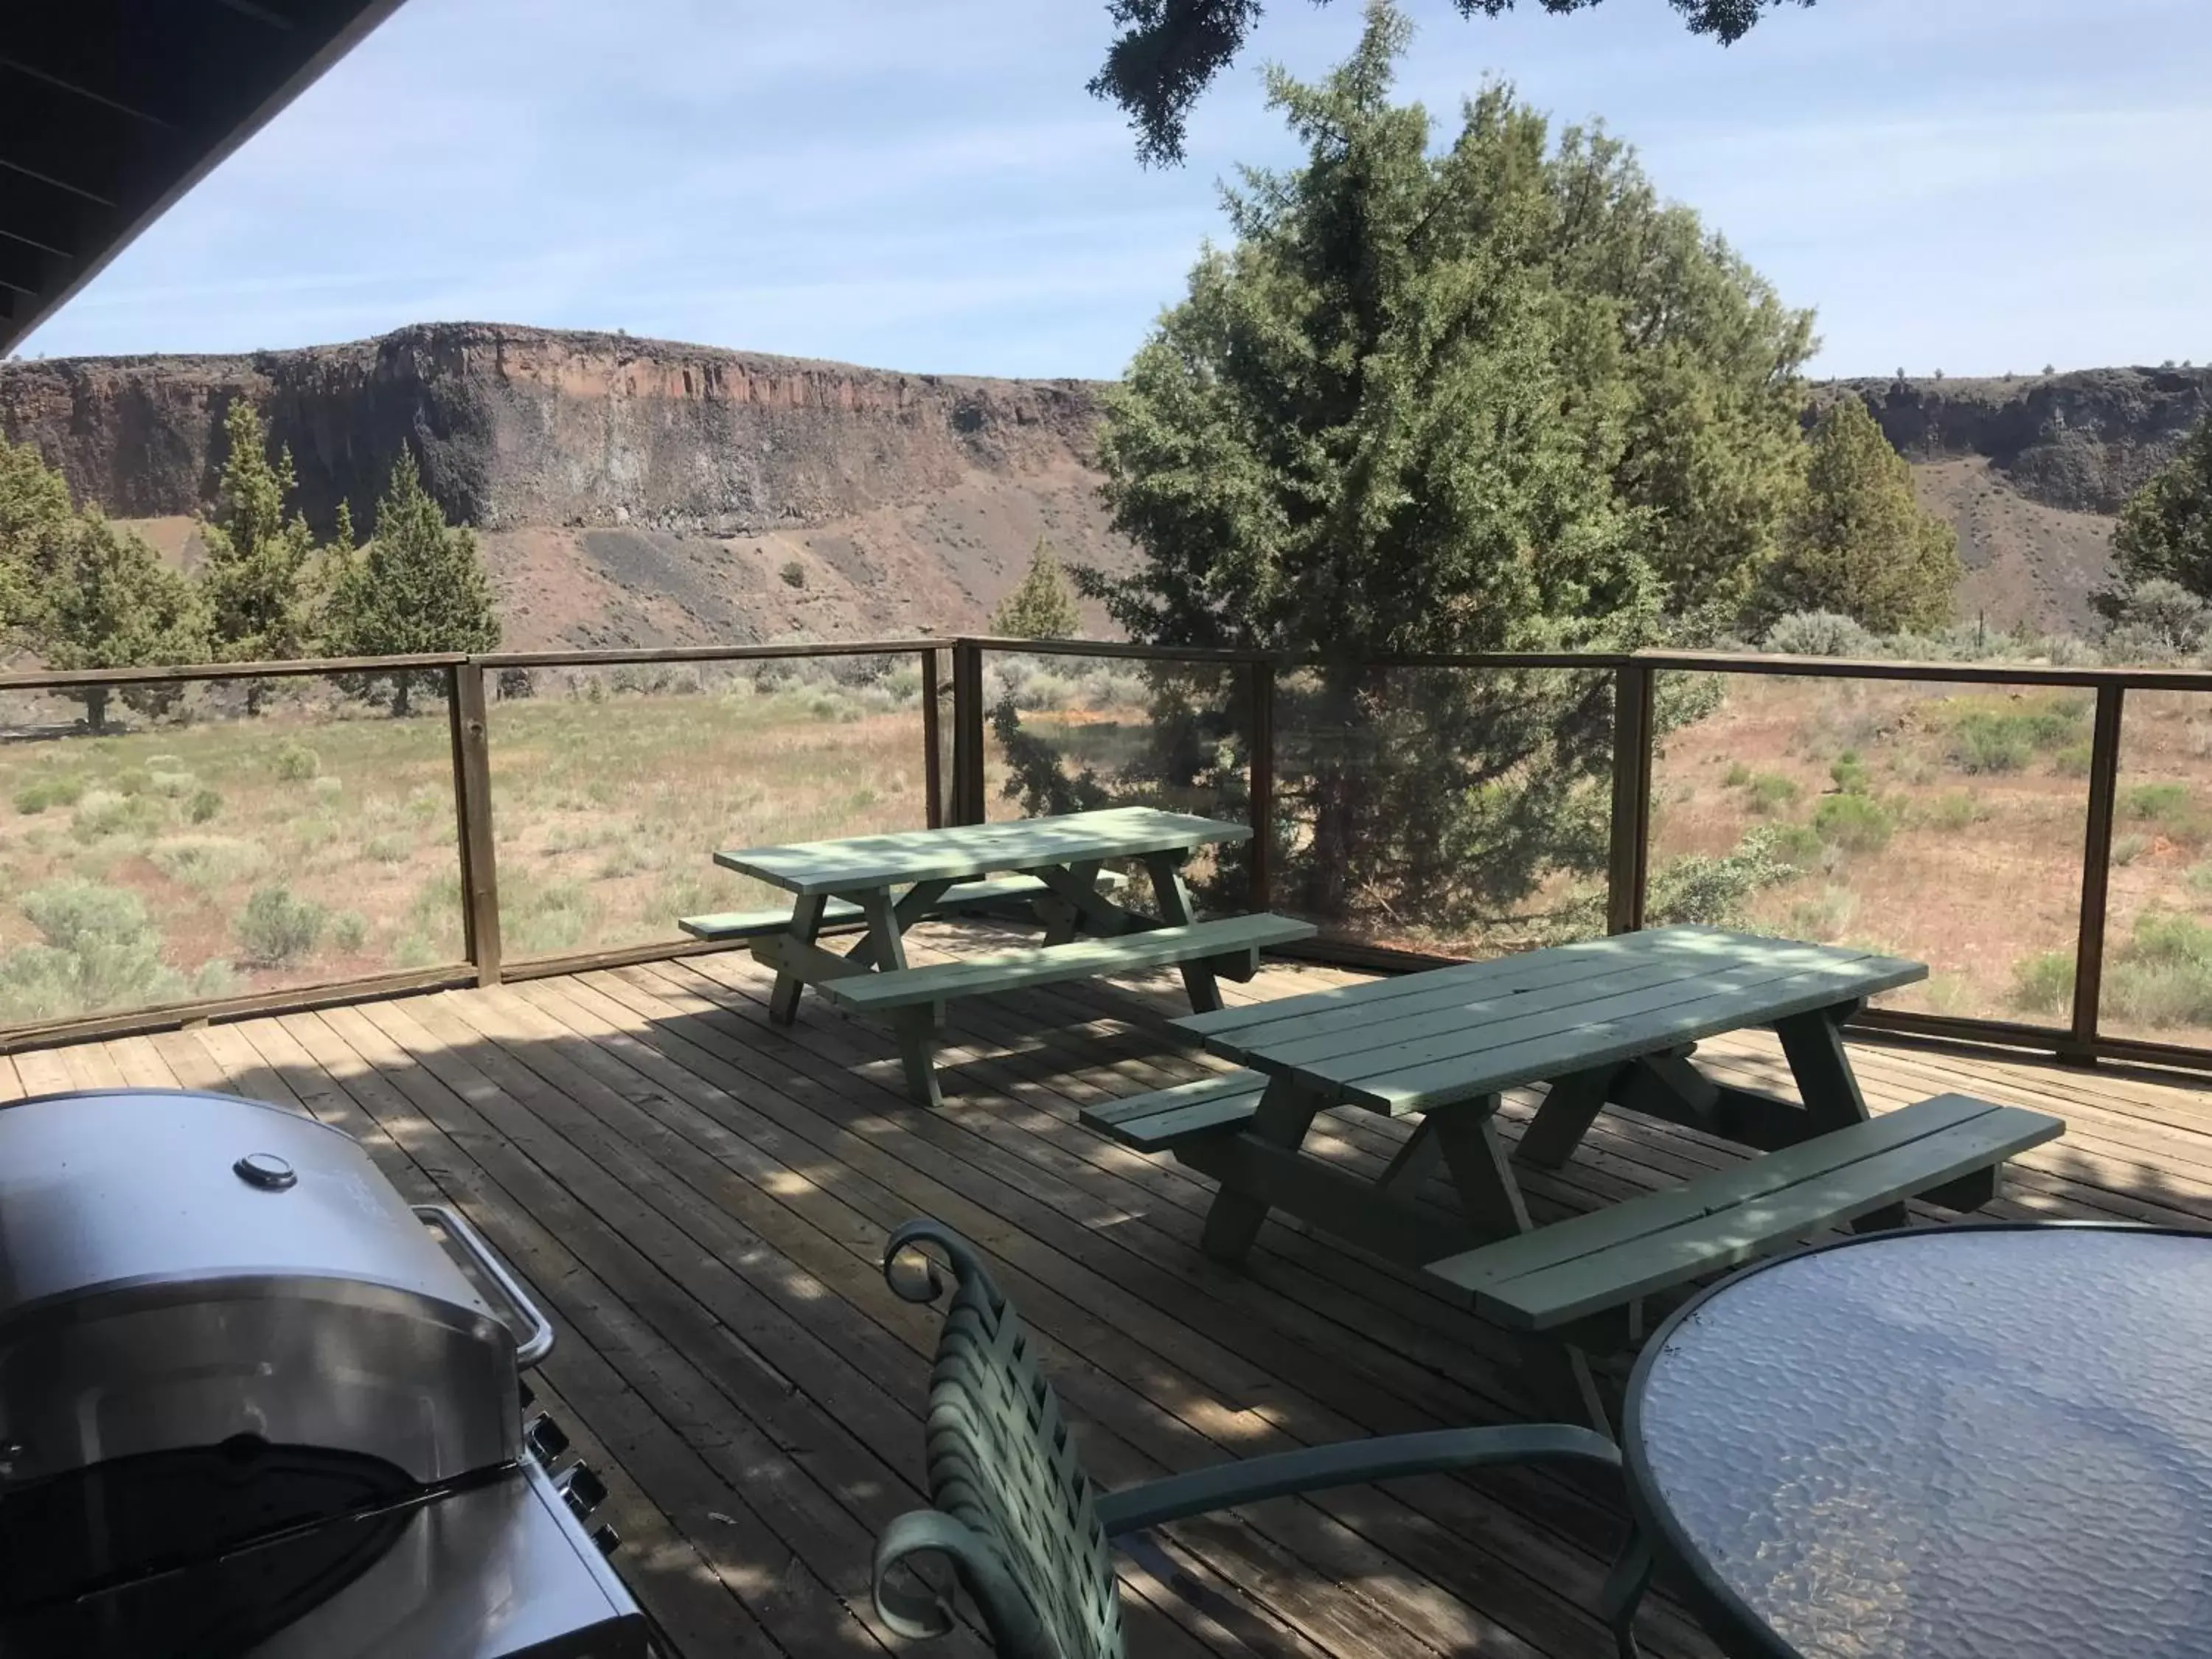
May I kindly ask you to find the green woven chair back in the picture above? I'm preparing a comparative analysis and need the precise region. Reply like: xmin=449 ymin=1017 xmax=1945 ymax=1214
xmin=874 ymin=1220 xmax=1124 ymax=1659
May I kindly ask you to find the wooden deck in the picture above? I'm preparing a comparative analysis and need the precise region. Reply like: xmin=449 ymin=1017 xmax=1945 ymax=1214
xmin=14 ymin=927 xmax=2212 ymax=1659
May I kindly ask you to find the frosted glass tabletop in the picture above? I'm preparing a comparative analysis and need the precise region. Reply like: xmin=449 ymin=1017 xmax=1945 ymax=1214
xmin=1626 ymin=1227 xmax=2212 ymax=1659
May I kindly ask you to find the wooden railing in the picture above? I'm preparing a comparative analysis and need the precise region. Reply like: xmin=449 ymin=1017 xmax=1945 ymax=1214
xmin=1 ymin=635 xmax=2208 ymax=1074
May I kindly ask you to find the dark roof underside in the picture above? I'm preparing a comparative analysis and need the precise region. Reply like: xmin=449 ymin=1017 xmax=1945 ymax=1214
xmin=1 ymin=0 xmax=405 ymax=357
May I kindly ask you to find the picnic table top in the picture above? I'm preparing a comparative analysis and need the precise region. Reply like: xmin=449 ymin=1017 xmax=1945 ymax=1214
xmin=1177 ymin=925 xmax=1927 ymax=1116
xmin=714 ymin=805 xmax=1249 ymax=897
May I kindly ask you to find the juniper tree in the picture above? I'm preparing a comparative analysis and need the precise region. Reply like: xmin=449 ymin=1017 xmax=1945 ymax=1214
xmin=198 ymin=402 xmax=318 ymax=706
xmin=1753 ymin=397 xmax=1960 ymax=634
xmin=0 ymin=434 xmax=74 ymax=639
xmin=40 ymin=513 xmax=208 ymax=734
xmin=1077 ymin=6 xmax=1806 ymax=928
xmin=990 ymin=540 xmax=1082 ymax=639
xmin=2109 ymin=415 xmax=2212 ymax=604
xmin=323 ymin=452 xmax=500 ymax=714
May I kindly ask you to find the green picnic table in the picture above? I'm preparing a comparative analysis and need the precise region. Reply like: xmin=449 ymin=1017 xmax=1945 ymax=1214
xmin=711 ymin=806 xmax=1315 ymax=1107
xmin=1080 ymin=925 xmax=2064 ymax=1427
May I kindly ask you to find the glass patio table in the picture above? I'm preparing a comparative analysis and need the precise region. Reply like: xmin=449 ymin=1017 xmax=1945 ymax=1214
xmin=1620 ymin=1224 xmax=2212 ymax=1659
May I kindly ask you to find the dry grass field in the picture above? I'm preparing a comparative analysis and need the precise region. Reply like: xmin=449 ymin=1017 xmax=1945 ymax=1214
xmin=7 ymin=656 xmax=2212 ymax=1054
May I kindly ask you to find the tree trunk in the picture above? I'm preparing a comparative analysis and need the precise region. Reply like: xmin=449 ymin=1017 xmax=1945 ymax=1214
xmin=84 ymin=686 xmax=109 ymax=737
xmin=392 ymin=674 xmax=411 ymax=718
xmin=1298 ymin=668 xmax=1368 ymax=922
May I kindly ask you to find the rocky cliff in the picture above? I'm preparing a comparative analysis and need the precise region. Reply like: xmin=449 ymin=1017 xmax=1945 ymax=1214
xmin=0 ymin=323 xmax=1128 ymax=647
xmin=1838 ymin=366 xmax=2211 ymax=516
xmin=0 ymin=321 xmax=1108 ymax=532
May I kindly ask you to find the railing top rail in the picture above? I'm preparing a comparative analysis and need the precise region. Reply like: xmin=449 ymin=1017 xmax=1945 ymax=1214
xmin=478 ymin=639 xmax=944 ymax=669
xmin=1631 ymin=648 xmax=2212 ymax=691
xmin=0 ymin=652 xmax=469 ymax=692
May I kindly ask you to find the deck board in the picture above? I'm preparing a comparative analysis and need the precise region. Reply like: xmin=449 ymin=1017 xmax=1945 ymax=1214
xmin=19 ymin=926 xmax=2212 ymax=1659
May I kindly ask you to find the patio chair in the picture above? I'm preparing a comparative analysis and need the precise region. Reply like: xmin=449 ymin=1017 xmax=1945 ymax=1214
xmin=871 ymin=1219 xmax=1649 ymax=1659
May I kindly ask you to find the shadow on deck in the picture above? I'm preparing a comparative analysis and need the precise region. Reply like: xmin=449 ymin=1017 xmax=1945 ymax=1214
xmin=13 ymin=925 xmax=2212 ymax=1659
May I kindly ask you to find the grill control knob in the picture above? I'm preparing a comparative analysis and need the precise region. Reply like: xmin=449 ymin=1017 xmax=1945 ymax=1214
xmin=557 ymin=1464 xmax=608 ymax=1520
xmin=233 ymin=1152 xmax=296 ymax=1191
xmin=591 ymin=1523 xmax=622 ymax=1555
xmin=524 ymin=1413 xmax=569 ymax=1464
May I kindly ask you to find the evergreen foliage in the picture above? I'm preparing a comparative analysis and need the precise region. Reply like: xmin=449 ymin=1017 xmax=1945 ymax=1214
xmin=323 ymin=453 xmax=501 ymax=714
xmin=0 ymin=434 xmax=75 ymax=635
xmin=2110 ymin=415 xmax=2212 ymax=602
xmin=1091 ymin=0 xmax=1812 ymax=165
xmin=40 ymin=514 xmax=208 ymax=734
xmin=990 ymin=540 xmax=1082 ymax=639
xmin=197 ymin=401 xmax=319 ymax=683
xmin=1079 ymin=8 xmax=1801 ymax=924
xmin=1753 ymin=398 xmax=1960 ymax=633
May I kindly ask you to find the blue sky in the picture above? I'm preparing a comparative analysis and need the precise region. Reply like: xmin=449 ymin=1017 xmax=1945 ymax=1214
xmin=17 ymin=0 xmax=2211 ymax=379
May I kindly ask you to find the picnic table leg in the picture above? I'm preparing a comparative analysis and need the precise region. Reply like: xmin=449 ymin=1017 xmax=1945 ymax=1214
xmin=1514 ymin=1065 xmax=1619 ymax=1170
xmin=1142 ymin=852 xmax=1223 ymax=1015
xmin=1775 ymin=1001 xmax=1872 ymax=1133
xmin=1199 ymin=1074 xmax=1319 ymax=1262
xmin=1432 ymin=1098 xmax=1533 ymax=1242
xmin=768 ymin=893 xmax=827 ymax=1026
xmin=859 ymin=888 xmax=945 ymax=1105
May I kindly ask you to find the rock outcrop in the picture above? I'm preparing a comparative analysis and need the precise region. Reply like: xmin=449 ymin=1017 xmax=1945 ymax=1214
xmin=0 ymin=321 xmax=1108 ymax=535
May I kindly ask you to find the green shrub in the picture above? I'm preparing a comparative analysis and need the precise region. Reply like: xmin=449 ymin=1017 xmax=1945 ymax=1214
xmin=2112 ymin=832 xmax=2150 ymax=866
xmin=150 ymin=837 xmax=267 ymax=892
xmin=362 ymin=832 xmax=412 ymax=865
xmin=0 ymin=880 xmax=187 ymax=1020
xmin=2123 ymin=782 xmax=2192 ymax=824
xmin=1828 ymin=756 xmax=1871 ymax=795
xmin=333 ymin=911 xmax=370 ymax=953
xmin=187 ymin=787 xmax=223 ymax=824
xmin=779 ymin=559 xmax=807 ymax=588
xmin=112 ymin=768 xmax=152 ymax=797
xmin=72 ymin=790 xmax=158 ymax=841
xmin=147 ymin=769 xmax=195 ymax=799
xmin=2097 ymin=912 xmax=2212 ymax=1030
xmin=1641 ymin=828 xmax=1801 ymax=929
xmin=2048 ymin=740 xmax=2094 ymax=779
xmin=1945 ymin=715 xmax=2031 ymax=774
xmin=1943 ymin=695 xmax=2088 ymax=775
xmin=1768 ymin=824 xmax=1825 ymax=866
xmin=1722 ymin=761 xmax=1752 ymax=787
xmin=310 ymin=775 xmax=343 ymax=801
xmin=1924 ymin=791 xmax=1986 ymax=831
xmin=1784 ymin=886 xmax=1857 ymax=943
xmin=191 ymin=960 xmax=240 ymax=1000
xmin=235 ymin=885 xmax=325 ymax=967
xmin=1739 ymin=771 xmax=1799 ymax=814
xmin=2188 ymin=860 xmax=2212 ymax=902
xmin=272 ymin=740 xmax=321 ymax=782
xmin=1812 ymin=792 xmax=1894 ymax=852
xmin=13 ymin=775 xmax=84 ymax=815
xmin=2008 ymin=950 xmax=2076 ymax=1015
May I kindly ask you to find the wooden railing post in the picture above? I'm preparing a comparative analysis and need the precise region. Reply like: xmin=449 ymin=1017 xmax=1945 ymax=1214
xmin=2068 ymin=684 xmax=2125 ymax=1058
xmin=1606 ymin=661 xmax=1655 ymax=936
xmin=449 ymin=660 xmax=502 ymax=986
xmin=950 ymin=640 xmax=987 ymax=824
xmin=921 ymin=647 xmax=945 ymax=830
xmin=1248 ymin=659 xmax=1275 ymax=912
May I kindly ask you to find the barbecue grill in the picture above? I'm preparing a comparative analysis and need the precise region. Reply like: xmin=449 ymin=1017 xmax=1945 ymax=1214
xmin=0 ymin=1088 xmax=647 ymax=1658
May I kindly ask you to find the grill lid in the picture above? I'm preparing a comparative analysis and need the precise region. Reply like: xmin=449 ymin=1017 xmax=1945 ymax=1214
xmin=0 ymin=1091 xmax=524 ymax=1486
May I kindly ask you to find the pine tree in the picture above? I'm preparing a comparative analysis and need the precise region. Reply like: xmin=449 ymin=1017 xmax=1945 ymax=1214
xmin=0 ymin=434 xmax=76 ymax=639
xmin=324 ymin=452 xmax=501 ymax=714
xmin=2109 ymin=416 xmax=2212 ymax=602
xmin=1754 ymin=398 xmax=1961 ymax=634
xmin=1080 ymin=6 xmax=1809 ymax=924
xmin=40 ymin=514 xmax=208 ymax=734
xmin=990 ymin=540 xmax=1082 ymax=639
xmin=197 ymin=401 xmax=318 ymax=695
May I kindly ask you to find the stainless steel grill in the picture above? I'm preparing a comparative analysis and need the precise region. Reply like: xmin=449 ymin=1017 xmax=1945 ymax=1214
xmin=0 ymin=1089 xmax=647 ymax=1659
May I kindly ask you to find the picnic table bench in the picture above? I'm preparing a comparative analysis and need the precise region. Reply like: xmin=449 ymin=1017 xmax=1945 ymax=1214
xmin=709 ymin=807 xmax=1314 ymax=1107
xmin=1082 ymin=926 xmax=2065 ymax=1427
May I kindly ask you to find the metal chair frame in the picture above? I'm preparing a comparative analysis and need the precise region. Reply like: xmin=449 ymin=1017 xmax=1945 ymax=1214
xmin=872 ymin=1219 xmax=1648 ymax=1659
